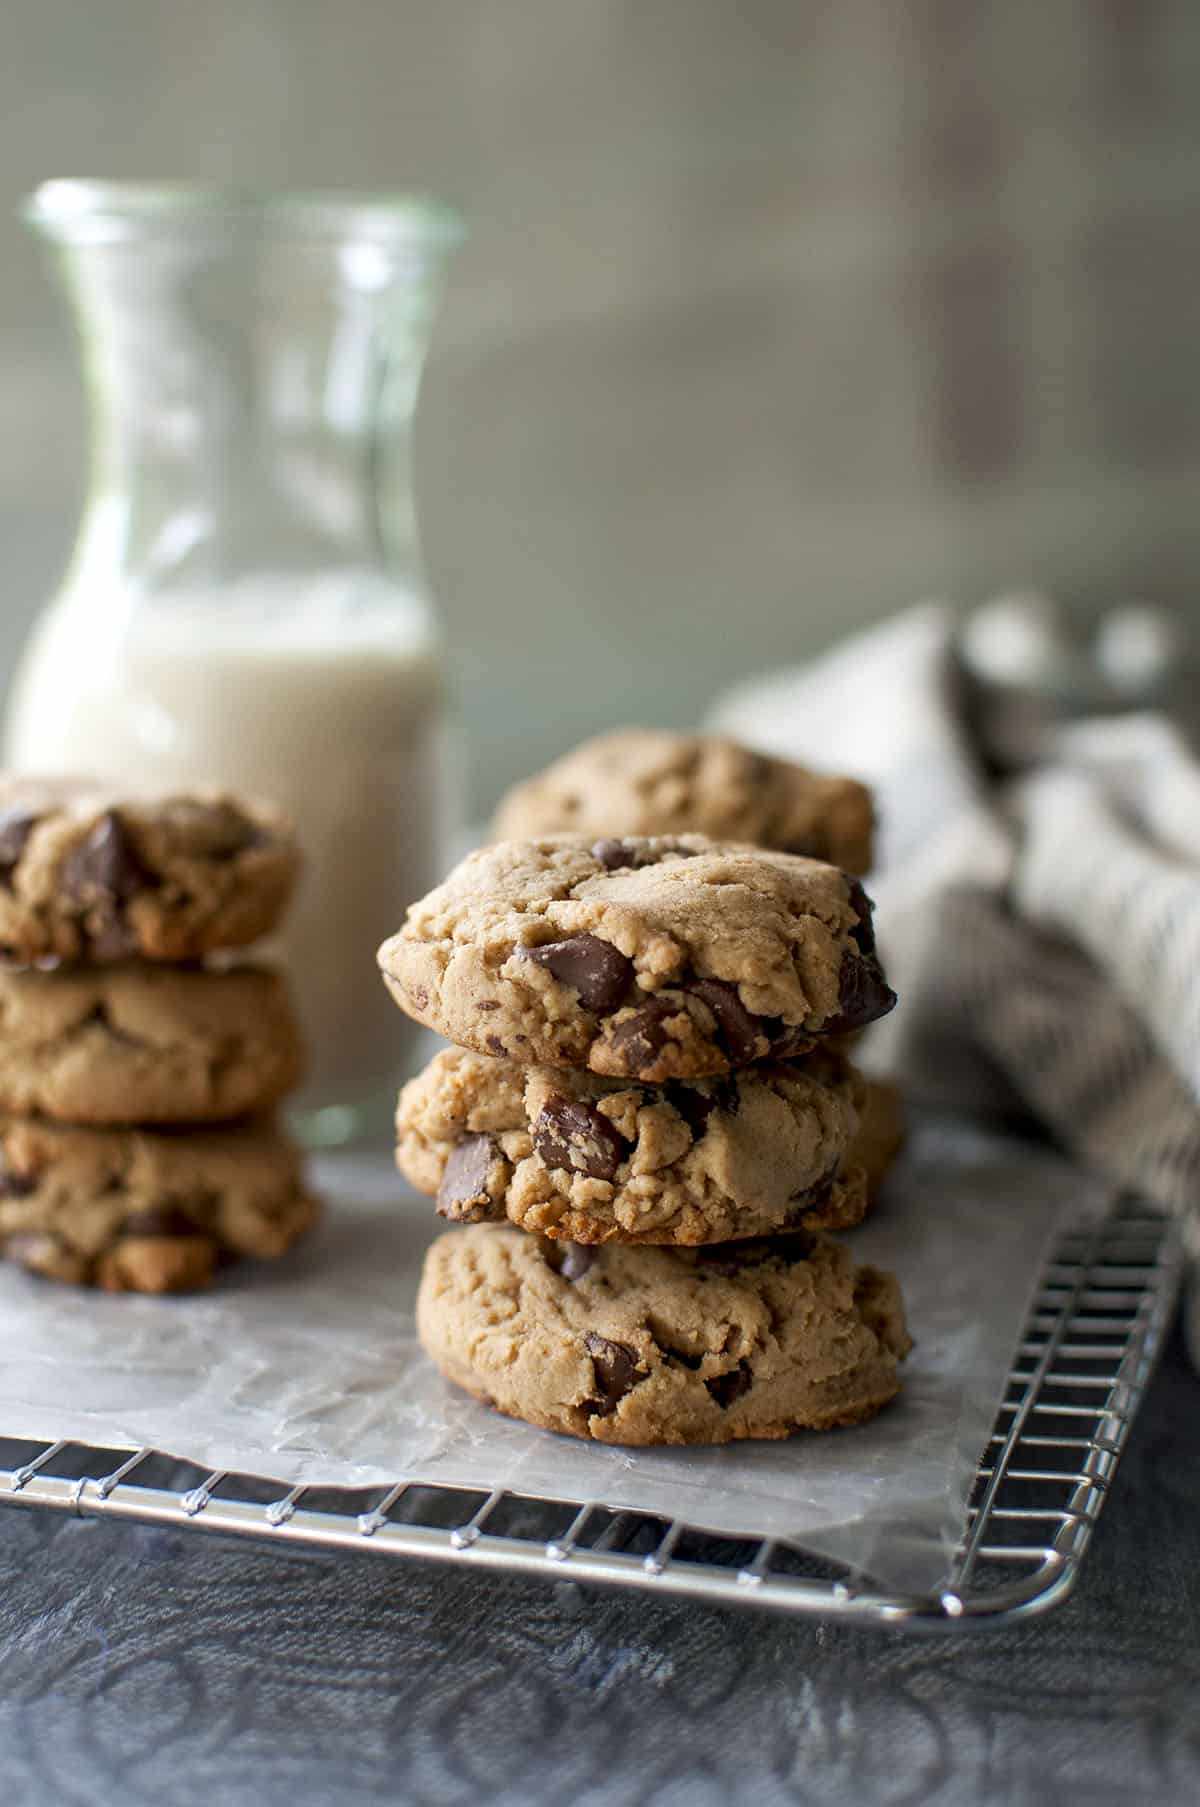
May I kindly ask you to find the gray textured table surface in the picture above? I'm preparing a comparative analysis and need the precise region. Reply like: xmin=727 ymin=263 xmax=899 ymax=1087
xmin=0 ymin=1323 xmax=1197 ymax=1807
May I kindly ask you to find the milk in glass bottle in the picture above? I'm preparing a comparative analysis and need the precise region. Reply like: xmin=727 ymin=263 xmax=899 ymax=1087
xmin=6 ymin=183 xmax=462 ymax=1139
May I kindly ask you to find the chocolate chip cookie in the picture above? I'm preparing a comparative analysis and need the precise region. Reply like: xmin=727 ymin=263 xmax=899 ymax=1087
xmin=493 ymin=728 xmax=875 ymax=872
xmin=397 ymin=1044 xmax=867 ymax=1245
xmin=417 ymin=1222 xmax=911 ymax=1445
xmin=0 ymin=1117 xmax=318 ymax=1292
xmin=0 ymin=778 xmax=299 ymax=965
xmin=0 ymin=962 xmax=305 ymax=1124
xmin=378 ymin=835 xmax=895 ymax=1081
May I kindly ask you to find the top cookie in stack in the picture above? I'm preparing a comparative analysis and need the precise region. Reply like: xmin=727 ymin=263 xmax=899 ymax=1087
xmin=0 ymin=778 xmax=318 ymax=1294
xmin=0 ymin=778 xmax=298 ymax=966
xmin=379 ymin=834 xmax=893 ymax=1080
xmin=381 ymin=776 xmax=910 ymax=1446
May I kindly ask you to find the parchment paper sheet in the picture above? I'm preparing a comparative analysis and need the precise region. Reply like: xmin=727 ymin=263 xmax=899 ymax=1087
xmin=0 ymin=1118 xmax=1107 ymax=1592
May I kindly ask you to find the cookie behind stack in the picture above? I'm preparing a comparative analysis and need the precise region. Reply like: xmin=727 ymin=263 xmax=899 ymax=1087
xmin=0 ymin=779 xmax=318 ymax=1293
xmin=491 ymin=727 xmax=875 ymax=873
xmin=380 ymin=830 xmax=911 ymax=1447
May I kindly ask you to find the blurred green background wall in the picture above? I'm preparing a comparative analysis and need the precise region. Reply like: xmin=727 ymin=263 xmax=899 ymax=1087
xmin=3 ymin=1 xmax=1200 ymax=808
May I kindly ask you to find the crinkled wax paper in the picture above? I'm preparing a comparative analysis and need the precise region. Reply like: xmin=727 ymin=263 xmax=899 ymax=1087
xmin=0 ymin=1118 xmax=1108 ymax=1592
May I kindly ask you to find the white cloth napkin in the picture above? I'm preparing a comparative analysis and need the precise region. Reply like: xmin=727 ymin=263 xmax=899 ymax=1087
xmin=712 ymin=602 xmax=1200 ymax=1359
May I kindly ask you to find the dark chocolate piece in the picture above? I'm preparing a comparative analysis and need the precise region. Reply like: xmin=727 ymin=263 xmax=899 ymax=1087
xmin=122 ymin=1205 xmax=203 ymax=1238
xmin=558 ymin=1242 xmax=596 ymax=1282
xmin=583 ymin=1331 xmax=638 ymax=1414
xmin=695 ymin=1231 xmax=816 ymax=1276
xmin=826 ymin=952 xmax=897 ymax=1035
xmin=0 ymin=1159 xmax=38 ymax=1199
xmin=766 ymin=1022 xmax=814 ymax=1059
xmin=60 ymin=811 xmax=151 ymax=909
xmin=589 ymin=838 xmax=699 ymax=871
xmin=689 ymin=978 xmax=764 ymax=1064
xmin=436 ymin=1134 xmax=501 ymax=1221
xmin=845 ymin=877 xmax=878 ymax=954
xmin=522 ymin=934 xmax=633 ymax=1014
xmin=591 ymin=838 xmax=635 ymax=870
xmin=706 ymin=1360 xmax=753 ymax=1407
xmin=784 ymin=1168 xmax=838 ymax=1221
xmin=0 ymin=810 xmax=38 ymax=887
xmin=605 ymin=996 xmax=678 ymax=1069
xmin=533 ymin=1098 xmax=629 ymax=1182
xmin=59 ymin=810 xmax=153 ymax=953
xmin=666 ymin=1075 xmax=739 ymax=1137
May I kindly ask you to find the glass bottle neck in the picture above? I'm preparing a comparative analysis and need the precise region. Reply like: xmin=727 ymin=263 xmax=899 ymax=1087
xmin=58 ymin=234 xmax=435 ymax=594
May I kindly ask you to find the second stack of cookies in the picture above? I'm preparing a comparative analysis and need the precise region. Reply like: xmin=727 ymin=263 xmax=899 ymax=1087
xmin=383 ymin=817 xmax=911 ymax=1447
xmin=0 ymin=779 xmax=318 ymax=1293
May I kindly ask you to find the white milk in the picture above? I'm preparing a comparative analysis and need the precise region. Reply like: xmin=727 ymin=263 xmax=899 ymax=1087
xmin=5 ymin=573 xmax=452 ymax=1118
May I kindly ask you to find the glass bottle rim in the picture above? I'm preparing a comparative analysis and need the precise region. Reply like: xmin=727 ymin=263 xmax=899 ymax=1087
xmin=23 ymin=180 xmax=463 ymax=250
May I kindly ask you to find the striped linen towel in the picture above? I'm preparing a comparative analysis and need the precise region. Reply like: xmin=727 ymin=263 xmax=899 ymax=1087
xmin=713 ymin=602 xmax=1200 ymax=1359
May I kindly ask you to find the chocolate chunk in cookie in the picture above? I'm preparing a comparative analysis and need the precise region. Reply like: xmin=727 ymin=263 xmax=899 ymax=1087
xmin=696 ymin=1231 xmax=818 ymax=1275
xmin=121 ymin=1204 xmax=204 ymax=1238
xmin=521 ymin=934 xmax=632 ymax=1013
xmin=604 ymin=998 xmax=678 ymax=1071
xmin=688 ymin=978 xmax=764 ymax=1064
xmin=436 ymin=1133 xmax=501 ymax=1221
xmin=0 ymin=811 xmax=38 ymax=886
xmin=829 ymin=951 xmax=897 ymax=1035
xmin=0 ymin=1157 xmax=37 ymax=1199
xmin=543 ymin=1239 xmax=598 ymax=1282
xmin=532 ymin=1098 xmax=629 ymax=1181
xmin=591 ymin=838 xmax=637 ymax=870
xmin=558 ymin=1242 xmax=597 ymax=1282
xmin=60 ymin=810 xmax=149 ymax=910
xmin=706 ymin=1360 xmax=753 ymax=1407
xmin=583 ymin=1332 xmax=640 ymax=1414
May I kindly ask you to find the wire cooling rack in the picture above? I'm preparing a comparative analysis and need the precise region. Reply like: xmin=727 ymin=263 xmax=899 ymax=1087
xmin=0 ymin=1196 xmax=1183 ymax=1631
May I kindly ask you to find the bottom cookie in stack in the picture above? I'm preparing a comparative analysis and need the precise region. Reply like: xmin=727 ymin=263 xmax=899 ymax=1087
xmin=417 ymin=1223 xmax=911 ymax=1446
xmin=0 ymin=1117 xmax=318 ymax=1293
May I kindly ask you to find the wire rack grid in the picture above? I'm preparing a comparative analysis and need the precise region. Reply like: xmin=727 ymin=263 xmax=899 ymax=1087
xmin=0 ymin=1197 xmax=1184 ymax=1631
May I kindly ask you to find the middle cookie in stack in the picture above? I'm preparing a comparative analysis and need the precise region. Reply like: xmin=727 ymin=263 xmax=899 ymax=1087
xmin=381 ymin=833 xmax=912 ymax=1447
xmin=397 ymin=1046 xmax=870 ymax=1245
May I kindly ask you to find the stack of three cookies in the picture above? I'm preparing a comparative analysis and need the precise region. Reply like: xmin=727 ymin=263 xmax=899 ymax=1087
xmin=0 ymin=779 xmax=318 ymax=1293
xmin=381 ymin=827 xmax=911 ymax=1447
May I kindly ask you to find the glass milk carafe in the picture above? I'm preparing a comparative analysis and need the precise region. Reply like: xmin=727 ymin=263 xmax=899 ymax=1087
xmin=6 ymin=183 xmax=461 ymax=1138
